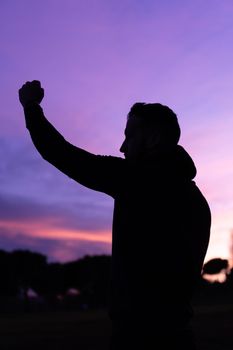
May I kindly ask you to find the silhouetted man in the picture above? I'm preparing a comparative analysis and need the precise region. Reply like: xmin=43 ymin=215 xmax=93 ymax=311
xmin=19 ymin=81 xmax=211 ymax=349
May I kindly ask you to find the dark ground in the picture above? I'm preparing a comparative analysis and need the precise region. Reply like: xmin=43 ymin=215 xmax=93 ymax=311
xmin=0 ymin=302 xmax=232 ymax=350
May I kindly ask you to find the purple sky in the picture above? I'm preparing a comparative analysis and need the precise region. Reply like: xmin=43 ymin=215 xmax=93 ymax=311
xmin=1 ymin=0 xmax=233 ymax=262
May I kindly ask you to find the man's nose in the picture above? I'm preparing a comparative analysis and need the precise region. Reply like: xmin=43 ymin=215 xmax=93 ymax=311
xmin=120 ymin=139 xmax=126 ymax=153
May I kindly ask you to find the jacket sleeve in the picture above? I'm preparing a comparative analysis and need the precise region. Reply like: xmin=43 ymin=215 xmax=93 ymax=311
xmin=24 ymin=103 xmax=124 ymax=197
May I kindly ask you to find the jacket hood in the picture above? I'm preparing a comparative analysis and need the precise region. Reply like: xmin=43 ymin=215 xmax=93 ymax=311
xmin=139 ymin=145 xmax=197 ymax=181
xmin=173 ymin=145 xmax=197 ymax=180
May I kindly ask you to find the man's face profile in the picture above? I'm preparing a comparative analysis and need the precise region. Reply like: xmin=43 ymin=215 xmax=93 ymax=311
xmin=120 ymin=117 xmax=145 ymax=160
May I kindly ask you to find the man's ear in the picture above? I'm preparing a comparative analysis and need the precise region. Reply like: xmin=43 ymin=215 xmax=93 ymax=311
xmin=145 ymin=131 xmax=160 ymax=150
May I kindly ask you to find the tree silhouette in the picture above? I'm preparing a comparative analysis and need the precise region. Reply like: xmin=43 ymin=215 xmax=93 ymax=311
xmin=11 ymin=250 xmax=47 ymax=310
xmin=0 ymin=250 xmax=18 ymax=296
xmin=64 ymin=255 xmax=111 ymax=307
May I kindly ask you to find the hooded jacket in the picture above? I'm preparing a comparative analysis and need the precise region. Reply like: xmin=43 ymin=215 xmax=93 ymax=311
xmin=24 ymin=104 xmax=211 ymax=327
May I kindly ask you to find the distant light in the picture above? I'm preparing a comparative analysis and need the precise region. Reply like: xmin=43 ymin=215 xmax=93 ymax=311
xmin=66 ymin=288 xmax=81 ymax=296
xmin=27 ymin=288 xmax=38 ymax=298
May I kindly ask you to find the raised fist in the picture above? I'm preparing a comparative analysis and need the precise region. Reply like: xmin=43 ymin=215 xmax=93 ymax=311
xmin=19 ymin=80 xmax=44 ymax=107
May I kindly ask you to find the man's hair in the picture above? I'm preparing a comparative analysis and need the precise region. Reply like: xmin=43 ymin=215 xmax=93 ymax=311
xmin=127 ymin=102 xmax=181 ymax=145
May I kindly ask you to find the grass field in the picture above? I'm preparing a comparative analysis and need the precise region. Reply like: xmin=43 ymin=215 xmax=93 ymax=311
xmin=0 ymin=303 xmax=232 ymax=350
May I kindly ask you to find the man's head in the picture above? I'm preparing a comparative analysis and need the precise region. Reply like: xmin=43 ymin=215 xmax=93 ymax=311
xmin=120 ymin=102 xmax=181 ymax=160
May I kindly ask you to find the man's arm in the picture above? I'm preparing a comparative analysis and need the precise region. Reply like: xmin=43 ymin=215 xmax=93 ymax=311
xmin=19 ymin=81 xmax=124 ymax=197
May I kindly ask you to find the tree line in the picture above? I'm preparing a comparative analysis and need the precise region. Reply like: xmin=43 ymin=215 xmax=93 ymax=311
xmin=0 ymin=249 xmax=232 ymax=311
xmin=0 ymin=250 xmax=110 ymax=310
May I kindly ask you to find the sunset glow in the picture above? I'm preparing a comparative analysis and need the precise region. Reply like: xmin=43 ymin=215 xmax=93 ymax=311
xmin=0 ymin=219 xmax=111 ymax=243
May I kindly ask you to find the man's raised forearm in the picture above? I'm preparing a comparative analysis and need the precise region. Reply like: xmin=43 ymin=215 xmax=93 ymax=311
xmin=19 ymin=81 xmax=121 ymax=196
xmin=24 ymin=103 xmax=67 ymax=163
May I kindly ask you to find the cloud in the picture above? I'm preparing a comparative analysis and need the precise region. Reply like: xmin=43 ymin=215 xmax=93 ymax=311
xmin=0 ymin=190 xmax=112 ymax=232
xmin=0 ymin=227 xmax=111 ymax=263
xmin=0 ymin=136 xmax=113 ymax=260
xmin=0 ymin=136 xmax=113 ymax=231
